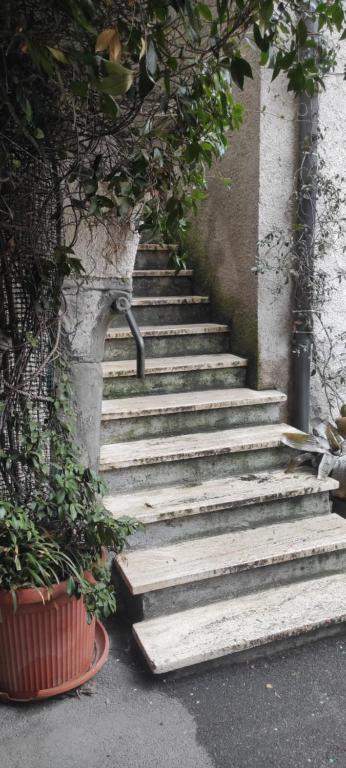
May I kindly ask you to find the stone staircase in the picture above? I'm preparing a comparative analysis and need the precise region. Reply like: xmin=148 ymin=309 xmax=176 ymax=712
xmin=101 ymin=244 xmax=346 ymax=674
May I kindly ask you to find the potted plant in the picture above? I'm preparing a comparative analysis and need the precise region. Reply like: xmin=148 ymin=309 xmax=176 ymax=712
xmin=0 ymin=374 xmax=138 ymax=702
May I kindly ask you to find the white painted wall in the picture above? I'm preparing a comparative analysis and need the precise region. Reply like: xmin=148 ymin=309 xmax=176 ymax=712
xmin=311 ymin=39 xmax=346 ymax=420
xmin=195 ymin=55 xmax=296 ymax=404
xmin=196 ymin=40 xmax=346 ymax=424
xmin=257 ymin=69 xmax=297 ymax=392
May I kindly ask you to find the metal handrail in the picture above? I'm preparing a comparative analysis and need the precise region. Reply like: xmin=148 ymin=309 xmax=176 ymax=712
xmin=124 ymin=308 xmax=145 ymax=380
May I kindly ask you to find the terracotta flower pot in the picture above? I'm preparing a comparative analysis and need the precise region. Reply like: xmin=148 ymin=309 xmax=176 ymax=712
xmin=0 ymin=579 xmax=109 ymax=702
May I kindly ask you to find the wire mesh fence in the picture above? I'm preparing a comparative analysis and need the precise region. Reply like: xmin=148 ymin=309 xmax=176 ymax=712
xmin=0 ymin=152 xmax=61 ymax=503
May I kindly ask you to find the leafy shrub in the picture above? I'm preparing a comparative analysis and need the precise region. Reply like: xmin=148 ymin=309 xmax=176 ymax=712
xmin=0 ymin=371 xmax=139 ymax=621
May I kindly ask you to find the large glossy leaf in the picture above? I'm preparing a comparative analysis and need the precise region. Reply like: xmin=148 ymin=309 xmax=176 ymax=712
xmin=94 ymin=62 xmax=133 ymax=96
xmin=230 ymin=57 xmax=253 ymax=90
xmin=317 ymin=453 xmax=338 ymax=480
xmin=281 ymin=432 xmax=327 ymax=454
xmin=139 ymin=55 xmax=155 ymax=99
xmin=325 ymin=423 xmax=343 ymax=452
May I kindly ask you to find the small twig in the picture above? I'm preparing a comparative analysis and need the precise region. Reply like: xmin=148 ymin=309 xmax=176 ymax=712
xmin=3 ymin=380 xmax=53 ymax=403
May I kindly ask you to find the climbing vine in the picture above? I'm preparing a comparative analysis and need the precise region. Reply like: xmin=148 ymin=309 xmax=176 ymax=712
xmin=256 ymin=143 xmax=346 ymax=417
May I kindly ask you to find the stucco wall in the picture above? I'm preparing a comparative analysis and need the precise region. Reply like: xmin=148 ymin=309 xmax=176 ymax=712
xmin=311 ymin=41 xmax=346 ymax=420
xmin=194 ymin=55 xmax=297 ymax=398
xmin=257 ymin=71 xmax=297 ymax=393
xmin=190 ymin=51 xmax=260 ymax=386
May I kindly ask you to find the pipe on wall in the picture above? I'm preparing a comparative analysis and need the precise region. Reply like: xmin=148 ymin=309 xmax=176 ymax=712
xmin=291 ymin=19 xmax=319 ymax=433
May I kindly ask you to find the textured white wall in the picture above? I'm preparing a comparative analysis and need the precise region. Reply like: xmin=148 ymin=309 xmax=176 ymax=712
xmin=194 ymin=41 xmax=346 ymax=423
xmin=192 ymin=49 xmax=261 ymax=386
xmin=311 ymin=40 xmax=346 ymax=420
xmin=195 ymin=57 xmax=296 ymax=401
xmin=257 ymin=70 xmax=297 ymax=392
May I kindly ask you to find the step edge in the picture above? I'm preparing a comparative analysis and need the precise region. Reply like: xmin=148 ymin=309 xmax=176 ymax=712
xmin=117 ymin=535 xmax=346 ymax=595
xmin=133 ymin=270 xmax=193 ymax=277
xmin=99 ymin=422 xmax=292 ymax=470
xmin=105 ymin=324 xmax=230 ymax=340
xmin=133 ymin=589 xmax=346 ymax=673
xmin=101 ymin=354 xmax=248 ymax=378
xmin=103 ymin=475 xmax=339 ymax=524
xmin=101 ymin=389 xmax=287 ymax=420
xmin=132 ymin=296 xmax=209 ymax=306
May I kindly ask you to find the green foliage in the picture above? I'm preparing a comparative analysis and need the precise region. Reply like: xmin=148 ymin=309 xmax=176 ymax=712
xmin=255 ymin=150 xmax=346 ymax=417
xmin=1 ymin=0 xmax=345 ymax=247
xmin=0 ymin=365 xmax=139 ymax=620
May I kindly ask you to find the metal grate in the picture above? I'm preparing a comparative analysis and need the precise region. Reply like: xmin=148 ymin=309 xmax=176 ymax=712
xmin=0 ymin=152 xmax=61 ymax=503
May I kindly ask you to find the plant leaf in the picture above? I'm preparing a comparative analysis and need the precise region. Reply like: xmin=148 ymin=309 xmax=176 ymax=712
xmin=95 ymin=29 xmax=117 ymax=52
xmin=47 ymin=47 xmax=68 ymax=64
xmin=281 ymin=432 xmax=327 ymax=454
xmin=317 ymin=453 xmax=338 ymax=479
xmin=94 ymin=63 xmax=133 ymax=96
xmin=109 ymin=29 xmax=122 ymax=63
xmin=230 ymin=57 xmax=253 ymax=90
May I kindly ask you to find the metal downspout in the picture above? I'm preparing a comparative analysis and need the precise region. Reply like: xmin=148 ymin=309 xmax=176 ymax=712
xmin=291 ymin=22 xmax=319 ymax=432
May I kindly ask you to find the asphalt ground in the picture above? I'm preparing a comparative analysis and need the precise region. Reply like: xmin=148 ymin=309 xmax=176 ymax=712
xmin=1 ymin=618 xmax=345 ymax=768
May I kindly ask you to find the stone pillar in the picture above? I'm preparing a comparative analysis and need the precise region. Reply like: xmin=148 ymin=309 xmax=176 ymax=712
xmin=62 ymin=278 xmax=132 ymax=469
xmin=192 ymin=53 xmax=297 ymax=405
xmin=62 ymin=214 xmax=139 ymax=469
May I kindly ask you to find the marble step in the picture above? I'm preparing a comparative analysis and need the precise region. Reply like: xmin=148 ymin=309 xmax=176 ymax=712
xmin=135 ymin=244 xmax=178 ymax=270
xmin=100 ymin=388 xmax=286 ymax=443
xmin=116 ymin=513 xmax=346 ymax=594
xmin=106 ymin=323 xmax=229 ymax=339
xmin=104 ymin=323 xmax=230 ymax=360
xmin=115 ymin=514 xmax=346 ymax=619
xmin=110 ymin=295 xmax=211 ymax=327
xmin=103 ymin=469 xmax=338 ymax=548
xmin=133 ymin=270 xmax=193 ymax=277
xmin=132 ymin=573 xmax=346 ymax=673
xmin=102 ymin=353 xmax=247 ymax=398
xmin=132 ymin=296 xmax=208 ymax=306
xmin=99 ymin=423 xmax=296 ymax=492
xmin=133 ymin=270 xmax=194 ymax=297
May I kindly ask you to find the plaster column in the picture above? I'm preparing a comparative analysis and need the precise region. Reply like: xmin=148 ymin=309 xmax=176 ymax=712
xmin=193 ymin=53 xmax=297 ymax=404
xmin=62 ymin=215 xmax=139 ymax=469
xmin=310 ymin=38 xmax=346 ymax=420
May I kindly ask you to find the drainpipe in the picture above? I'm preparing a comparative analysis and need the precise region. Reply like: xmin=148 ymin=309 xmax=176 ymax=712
xmin=291 ymin=16 xmax=319 ymax=433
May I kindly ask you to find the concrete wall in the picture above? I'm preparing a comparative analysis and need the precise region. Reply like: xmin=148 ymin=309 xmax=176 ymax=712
xmin=311 ymin=40 xmax=346 ymax=420
xmin=257 ymin=70 xmax=297 ymax=394
xmin=194 ymin=41 xmax=346 ymax=424
xmin=193 ymin=53 xmax=297 ymax=400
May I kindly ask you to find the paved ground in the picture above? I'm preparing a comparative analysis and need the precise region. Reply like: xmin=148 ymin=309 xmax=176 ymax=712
xmin=1 ymin=619 xmax=345 ymax=768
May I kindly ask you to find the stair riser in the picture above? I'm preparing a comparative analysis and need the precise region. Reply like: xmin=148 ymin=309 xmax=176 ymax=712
xmin=134 ymin=276 xmax=194 ymax=297
xmin=101 ymin=403 xmax=283 ymax=444
xmin=121 ymin=492 xmax=332 ymax=550
xmin=101 ymin=446 xmax=293 ymax=493
xmin=103 ymin=333 xmax=230 ymax=361
xmin=129 ymin=549 xmax=346 ymax=620
xmin=102 ymin=366 xmax=246 ymax=398
xmin=135 ymin=250 xmax=177 ymax=270
xmin=110 ymin=302 xmax=211 ymax=327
